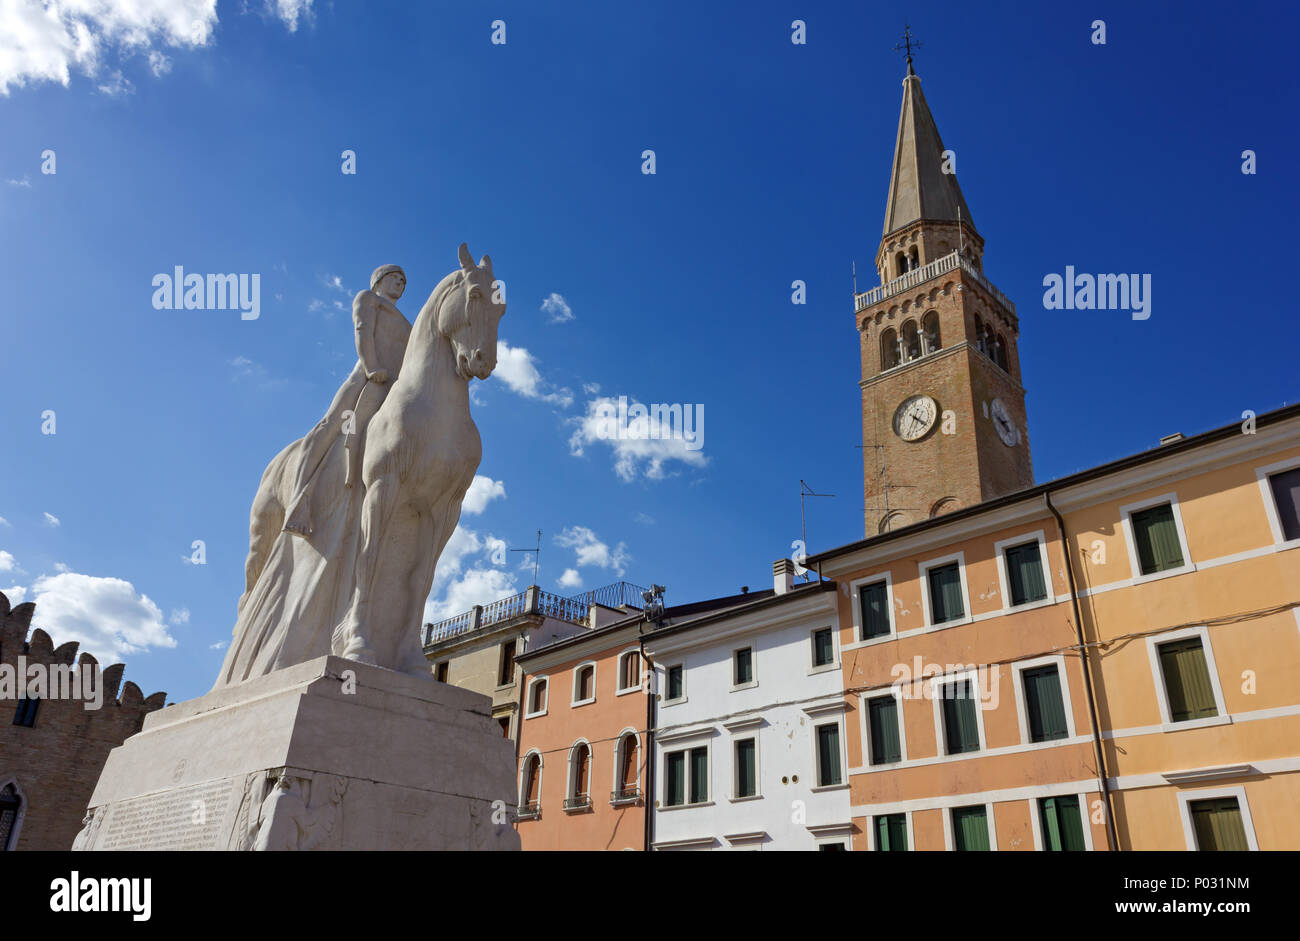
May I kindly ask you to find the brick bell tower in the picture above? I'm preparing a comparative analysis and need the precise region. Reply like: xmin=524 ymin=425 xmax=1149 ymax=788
xmin=857 ymin=55 xmax=1033 ymax=535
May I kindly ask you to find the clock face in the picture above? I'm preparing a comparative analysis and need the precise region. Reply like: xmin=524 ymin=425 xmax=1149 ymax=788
xmin=990 ymin=398 xmax=1018 ymax=446
xmin=893 ymin=394 xmax=938 ymax=442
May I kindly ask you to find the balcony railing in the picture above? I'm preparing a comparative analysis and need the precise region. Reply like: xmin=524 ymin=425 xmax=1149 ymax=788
xmin=423 ymin=580 xmax=649 ymax=648
xmin=516 ymin=801 xmax=540 ymax=821
xmin=610 ymin=786 xmax=641 ymax=806
xmin=563 ymin=795 xmax=592 ymax=813
xmin=568 ymin=581 xmax=649 ymax=611
xmin=854 ymin=251 xmax=1016 ymax=318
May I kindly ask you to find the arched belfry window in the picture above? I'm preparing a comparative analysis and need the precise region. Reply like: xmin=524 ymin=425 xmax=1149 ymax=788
xmin=0 ymin=782 xmax=22 ymax=851
xmin=901 ymin=320 xmax=921 ymax=362
xmin=881 ymin=328 xmax=899 ymax=371
xmin=994 ymin=333 xmax=1009 ymax=371
xmin=894 ymin=252 xmax=907 ymax=277
xmin=908 ymin=247 xmax=920 ymax=270
xmin=921 ymin=311 xmax=941 ymax=354
xmin=974 ymin=317 xmax=987 ymax=355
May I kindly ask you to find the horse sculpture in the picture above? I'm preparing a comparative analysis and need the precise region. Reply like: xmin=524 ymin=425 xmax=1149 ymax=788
xmin=216 ymin=243 xmax=504 ymax=687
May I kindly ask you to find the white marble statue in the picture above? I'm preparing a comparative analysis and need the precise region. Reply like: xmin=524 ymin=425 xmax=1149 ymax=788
xmin=215 ymin=244 xmax=505 ymax=688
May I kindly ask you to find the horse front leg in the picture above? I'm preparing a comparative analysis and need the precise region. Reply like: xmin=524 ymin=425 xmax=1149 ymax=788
xmin=334 ymin=473 xmax=396 ymax=663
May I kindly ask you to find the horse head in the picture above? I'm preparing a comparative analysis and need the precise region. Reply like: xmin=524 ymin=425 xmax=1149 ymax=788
xmin=437 ymin=242 xmax=506 ymax=382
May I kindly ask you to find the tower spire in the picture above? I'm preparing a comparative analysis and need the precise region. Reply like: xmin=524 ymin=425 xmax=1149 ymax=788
xmin=894 ymin=23 xmax=922 ymax=76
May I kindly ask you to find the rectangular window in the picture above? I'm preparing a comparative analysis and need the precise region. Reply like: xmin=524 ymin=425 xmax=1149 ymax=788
xmin=940 ymin=680 xmax=980 ymax=754
xmin=1131 ymin=503 xmax=1185 ymax=575
xmin=620 ymin=652 xmax=640 ymax=691
xmin=874 ymin=813 xmax=907 ymax=851
xmin=951 ymin=805 xmax=990 ymax=851
xmin=11 ymin=697 xmax=39 ymax=727
xmin=498 ymin=640 xmax=516 ymax=687
xmin=1189 ymin=797 xmax=1250 ymax=851
xmin=689 ymin=747 xmax=708 ymax=804
xmin=665 ymin=751 xmax=685 ymax=806
xmin=1268 ymin=468 xmax=1300 ymax=541
xmin=867 ymin=695 xmax=902 ymax=764
xmin=818 ymin=842 xmax=847 ymax=851
xmin=1004 ymin=541 xmax=1048 ymax=606
xmin=815 ymin=723 xmax=842 ymax=786
xmin=435 ymin=662 xmax=448 ymax=683
xmin=1158 ymin=638 xmax=1218 ymax=722
xmin=812 ymin=627 xmax=834 ymax=667
xmin=734 ymin=647 xmax=753 ymax=685
xmin=858 ymin=581 xmax=891 ymax=640
xmin=927 ymin=563 xmax=964 ymax=624
xmin=735 ymin=738 xmax=756 ymax=798
xmin=1022 ymin=665 xmax=1069 ymax=742
xmin=666 ymin=665 xmax=684 ymax=701
xmin=1038 ymin=795 xmax=1086 ymax=851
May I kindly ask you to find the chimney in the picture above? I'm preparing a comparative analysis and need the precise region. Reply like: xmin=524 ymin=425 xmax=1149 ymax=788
xmin=773 ymin=558 xmax=796 ymax=595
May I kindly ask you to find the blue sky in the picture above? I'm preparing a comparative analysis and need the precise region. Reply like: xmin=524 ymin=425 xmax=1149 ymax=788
xmin=1 ymin=0 xmax=1297 ymax=703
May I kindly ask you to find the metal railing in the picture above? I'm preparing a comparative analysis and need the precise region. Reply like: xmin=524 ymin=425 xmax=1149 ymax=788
xmin=423 ymin=580 xmax=650 ymax=647
xmin=568 ymin=581 xmax=649 ymax=611
xmin=854 ymin=250 xmax=1016 ymax=317
xmin=516 ymin=801 xmax=540 ymax=821
xmin=563 ymin=795 xmax=592 ymax=812
xmin=610 ymin=786 xmax=641 ymax=805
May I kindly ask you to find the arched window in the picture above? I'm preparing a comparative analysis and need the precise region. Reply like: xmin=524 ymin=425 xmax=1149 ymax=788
xmin=930 ymin=497 xmax=960 ymax=518
xmin=921 ymin=311 xmax=941 ymax=354
xmin=526 ymin=677 xmax=548 ymax=716
xmin=974 ymin=317 xmax=987 ymax=355
xmin=518 ymin=752 xmax=542 ymax=818
xmin=901 ymin=320 xmax=921 ymax=362
xmin=881 ymin=328 xmax=900 ymax=371
xmin=908 ymin=247 xmax=920 ymax=270
xmin=617 ymin=650 xmax=641 ymax=693
xmin=994 ymin=333 xmax=1008 ymax=371
xmin=0 ymin=782 xmax=22 ymax=851
xmin=879 ymin=511 xmax=905 ymax=534
xmin=895 ymin=252 xmax=908 ymax=276
xmin=572 ymin=662 xmax=596 ymax=705
xmin=566 ymin=742 xmax=592 ymax=811
xmin=613 ymin=732 xmax=640 ymax=803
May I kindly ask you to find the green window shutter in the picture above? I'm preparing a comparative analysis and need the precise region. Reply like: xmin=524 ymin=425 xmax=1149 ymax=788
xmin=667 ymin=666 xmax=683 ymax=700
xmin=868 ymin=695 xmax=902 ymax=764
xmin=813 ymin=628 xmax=834 ymax=666
xmin=817 ymin=724 xmax=842 ymax=786
xmin=1268 ymin=469 xmax=1300 ymax=541
xmin=1158 ymin=639 xmax=1218 ymax=721
xmin=1132 ymin=504 xmax=1185 ymax=574
xmin=734 ymin=648 xmax=752 ymax=685
xmin=1039 ymin=796 xmax=1086 ymax=851
xmin=928 ymin=563 xmax=964 ymax=623
xmin=735 ymin=738 xmax=756 ymax=798
xmin=952 ymin=806 xmax=989 ymax=851
xmin=942 ymin=680 xmax=980 ymax=753
xmin=689 ymin=747 xmax=708 ymax=804
xmin=666 ymin=752 xmax=685 ymax=806
xmin=1005 ymin=542 xmax=1048 ymax=605
xmin=859 ymin=581 xmax=891 ymax=639
xmin=1190 ymin=798 xmax=1249 ymax=851
xmin=1023 ymin=666 xmax=1069 ymax=742
xmin=875 ymin=814 xmax=907 ymax=851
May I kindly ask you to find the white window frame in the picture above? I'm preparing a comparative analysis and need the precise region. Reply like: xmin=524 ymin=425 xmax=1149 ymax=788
xmin=867 ymin=810 xmax=914 ymax=851
xmin=1177 ymin=785 xmax=1259 ymax=851
xmin=1119 ymin=492 xmax=1194 ymax=584
xmin=1144 ymin=625 xmax=1230 ymax=732
xmin=615 ymin=648 xmax=642 ymax=696
xmin=524 ymin=676 xmax=548 ymax=718
xmin=1012 ymin=655 xmax=1077 ymax=746
xmin=662 ymin=663 xmax=687 ymax=706
xmin=1255 ymin=455 xmax=1300 ymax=549
xmin=611 ymin=728 xmax=641 ymax=802
xmin=918 ymin=550 xmax=972 ymax=628
xmin=518 ymin=750 xmax=543 ymax=810
xmin=1028 ymin=792 xmax=1095 ymax=851
xmin=565 ymin=739 xmax=594 ymax=813
xmin=993 ymin=529 xmax=1057 ymax=611
xmin=730 ymin=643 xmax=758 ymax=691
xmin=860 ymin=688 xmax=908 ymax=768
xmin=810 ymin=716 xmax=849 ymax=791
xmin=659 ymin=735 xmax=712 ymax=809
xmin=808 ymin=625 xmax=840 ymax=674
xmin=943 ymin=802 xmax=998 ymax=851
xmin=571 ymin=660 xmax=597 ymax=707
xmin=930 ymin=668 xmax=988 ymax=757
xmin=847 ymin=571 xmax=895 ymax=647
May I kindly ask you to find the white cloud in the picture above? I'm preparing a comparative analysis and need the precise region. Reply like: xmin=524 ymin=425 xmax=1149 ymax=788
xmin=2 ymin=585 xmax=27 ymax=605
xmin=0 ymin=0 xmax=311 ymax=96
xmin=557 ymin=568 xmax=582 ymax=589
xmin=53 ymin=562 xmax=70 ymax=573
xmin=493 ymin=340 xmax=573 ymax=408
xmin=146 ymin=49 xmax=170 ymax=76
xmin=582 ymin=382 xmax=601 ymax=395
xmin=6 ymin=176 xmax=31 ymax=188
xmin=43 ymin=512 xmax=60 ymax=527
xmin=25 ymin=572 xmax=177 ymax=661
xmin=541 ymin=292 xmax=574 ymax=324
xmin=170 ymin=607 xmax=190 ymax=625
xmin=96 ymin=68 xmax=133 ymax=96
xmin=423 ymin=566 xmax=518 ymax=625
xmin=0 ymin=550 xmax=16 ymax=572
xmin=210 ymin=640 xmax=227 ymax=650
xmin=554 ymin=526 xmax=629 ymax=578
xmin=634 ymin=512 xmax=655 ymax=525
xmin=229 ymin=355 xmax=285 ymax=387
xmin=0 ymin=516 xmax=9 ymax=526
xmin=461 ymin=475 xmax=506 ymax=515
xmin=568 ymin=396 xmax=708 ymax=481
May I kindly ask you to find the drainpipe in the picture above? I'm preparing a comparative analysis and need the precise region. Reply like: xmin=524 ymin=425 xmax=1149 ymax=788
xmin=639 ymin=630 xmax=655 ymax=853
xmin=1045 ymin=490 xmax=1119 ymax=852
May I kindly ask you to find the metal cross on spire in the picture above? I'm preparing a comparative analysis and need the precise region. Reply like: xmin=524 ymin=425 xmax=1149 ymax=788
xmin=894 ymin=23 xmax=922 ymax=75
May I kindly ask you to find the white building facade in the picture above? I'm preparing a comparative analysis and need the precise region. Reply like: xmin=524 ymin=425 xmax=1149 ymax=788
xmin=644 ymin=567 xmax=852 ymax=850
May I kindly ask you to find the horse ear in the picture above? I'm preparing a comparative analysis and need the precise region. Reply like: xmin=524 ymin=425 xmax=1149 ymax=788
xmin=478 ymin=254 xmax=492 ymax=270
xmin=458 ymin=242 xmax=475 ymax=272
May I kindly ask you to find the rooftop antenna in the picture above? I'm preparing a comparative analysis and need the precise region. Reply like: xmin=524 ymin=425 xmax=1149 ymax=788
xmin=894 ymin=23 xmax=922 ymax=75
xmin=852 ymin=260 xmax=858 ymax=298
xmin=799 ymin=480 xmax=835 ymax=582
xmin=641 ymin=584 xmax=666 ymax=623
xmin=510 ymin=529 xmax=542 ymax=587
xmin=958 ymin=205 xmax=965 ymax=257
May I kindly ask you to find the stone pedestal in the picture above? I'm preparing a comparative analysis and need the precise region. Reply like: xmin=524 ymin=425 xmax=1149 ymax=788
xmin=74 ymin=656 xmax=520 ymax=850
